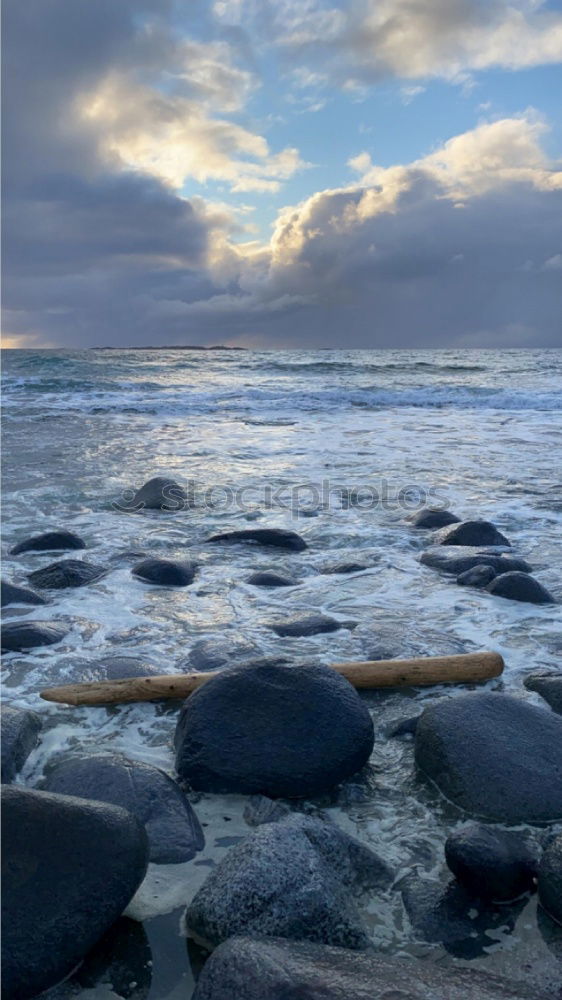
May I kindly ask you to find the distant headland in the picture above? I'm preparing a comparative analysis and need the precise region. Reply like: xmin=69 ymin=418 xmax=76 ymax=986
xmin=94 ymin=345 xmax=247 ymax=351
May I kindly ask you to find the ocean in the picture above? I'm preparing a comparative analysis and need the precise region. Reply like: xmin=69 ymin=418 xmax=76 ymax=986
xmin=2 ymin=347 xmax=562 ymax=997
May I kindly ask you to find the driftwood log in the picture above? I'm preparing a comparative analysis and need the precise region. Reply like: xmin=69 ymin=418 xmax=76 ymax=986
xmin=40 ymin=651 xmax=504 ymax=706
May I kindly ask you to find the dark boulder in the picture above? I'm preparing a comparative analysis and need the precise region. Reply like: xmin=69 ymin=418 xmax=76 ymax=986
xmin=538 ymin=834 xmax=562 ymax=925
xmin=420 ymin=546 xmax=530 ymax=576
xmin=408 ymin=508 xmax=461 ymax=529
xmin=132 ymin=558 xmax=196 ymax=586
xmin=415 ymin=692 xmax=562 ymax=823
xmin=267 ymin=613 xmax=343 ymax=637
xmin=445 ymin=822 xmax=539 ymax=901
xmin=186 ymin=636 xmax=263 ymax=672
xmin=10 ymin=530 xmax=86 ymax=555
xmin=1 ymin=620 xmax=68 ymax=652
xmin=28 ymin=559 xmax=107 ymax=589
xmin=433 ymin=520 xmax=511 ymax=547
xmin=457 ymin=565 xmax=497 ymax=588
xmin=486 ymin=571 xmax=555 ymax=605
xmin=208 ymin=528 xmax=307 ymax=551
xmin=191 ymin=935 xmax=545 ymax=1000
xmin=247 ymin=571 xmax=298 ymax=587
xmin=185 ymin=814 xmax=392 ymax=951
xmin=174 ymin=660 xmax=374 ymax=797
xmin=1 ymin=785 xmax=149 ymax=1000
xmin=129 ymin=477 xmax=188 ymax=511
xmin=524 ymin=673 xmax=562 ymax=715
xmin=1 ymin=705 xmax=42 ymax=782
xmin=47 ymin=917 xmax=152 ymax=1000
xmin=1 ymin=580 xmax=47 ymax=607
xmin=41 ymin=752 xmax=204 ymax=864
xmin=321 ymin=559 xmax=375 ymax=575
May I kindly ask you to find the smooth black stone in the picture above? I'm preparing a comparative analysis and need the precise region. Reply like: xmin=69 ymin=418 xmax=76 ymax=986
xmin=130 ymin=477 xmax=189 ymax=511
xmin=408 ymin=508 xmax=461 ymax=529
xmin=420 ymin=545 xmax=530 ymax=576
xmin=1 ymin=620 xmax=68 ymax=652
xmin=191 ymin=935 xmax=545 ymax=1000
xmin=415 ymin=692 xmax=562 ymax=823
xmin=1 ymin=580 xmax=47 ymax=607
xmin=41 ymin=752 xmax=204 ymax=864
xmin=1 ymin=785 xmax=148 ymax=1000
xmin=538 ymin=834 xmax=562 ymax=926
xmin=174 ymin=661 xmax=374 ymax=798
xmin=267 ymin=614 xmax=343 ymax=637
xmin=185 ymin=814 xmax=393 ymax=951
xmin=445 ymin=822 xmax=539 ymax=901
xmin=486 ymin=571 xmax=555 ymax=604
xmin=46 ymin=917 xmax=152 ymax=1000
xmin=247 ymin=571 xmax=297 ymax=587
xmin=457 ymin=565 xmax=497 ymax=588
xmin=320 ymin=560 xmax=374 ymax=575
xmin=186 ymin=636 xmax=263 ymax=672
xmin=1 ymin=705 xmax=42 ymax=782
xmin=524 ymin=673 xmax=562 ymax=715
xmin=208 ymin=528 xmax=307 ymax=551
xmin=132 ymin=558 xmax=196 ymax=586
xmin=10 ymin=530 xmax=86 ymax=555
xmin=28 ymin=559 xmax=107 ymax=589
xmin=433 ymin=520 xmax=511 ymax=547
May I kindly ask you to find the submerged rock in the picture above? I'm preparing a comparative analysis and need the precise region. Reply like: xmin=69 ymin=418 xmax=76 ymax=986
xmin=1 ymin=705 xmax=42 ymax=782
xmin=486 ymin=571 xmax=555 ymax=604
xmin=456 ymin=565 xmax=497 ymax=588
xmin=1 ymin=620 xmax=68 ymax=652
xmin=320 ymin=559 xmax=375 ymax=575
xmin=28 ymin=559 xmax=106 ymax=589
xmin=185 ymin=814 xmax=392 ymax=951
xmin=538 ymin=834 xmax=562 ymax=925
xmin=415 ymin=692 xmax=562 ymax=823
xmin=420 ymin=546 xmax=530 ymax=576
xmin=41 ymin=752 xmax=204 ymax=864
xmin=1 ymin=580 xmax=47 ymax=607
xmin=174 ymin=660 xmax=374 ymax=797
xmin=129 ymin=477 xmax=188 ymax=511
xmin=191 ymin=935 xmax=545 ymax=1000
xmin=185 ymin=636 xmax=263 ymax=672
xmin=445 ymin=822 xmax=539 ymax=901
xmin=524 ymin=672 xmax=562 ymax=715
xmin=247 ymin=570 xmax=298 ymax=587
xmin=433 ymin=520 xmax=511 ymax=547
xmin=132 ymin=557 xmax=196 ymax=586
xmin=267 ymin=613 xmax=343 ymax=637
xmin=10 ymin=530 xmax=86 ymax=555
xmin=408 ymin=508 xmax=461 ymax=529
xmin=208 ymin=528 xmax=307 ymax=551
xmin=1 ymin=785 xmax=148 ymax=1000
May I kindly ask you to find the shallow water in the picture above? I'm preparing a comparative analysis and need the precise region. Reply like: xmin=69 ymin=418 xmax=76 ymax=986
xmin=2 ymin=348 xmax=562 ymax=997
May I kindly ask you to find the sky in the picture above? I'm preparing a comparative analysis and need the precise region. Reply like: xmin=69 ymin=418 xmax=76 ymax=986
xmin=2 ymin=0 xmax=562 ymax=349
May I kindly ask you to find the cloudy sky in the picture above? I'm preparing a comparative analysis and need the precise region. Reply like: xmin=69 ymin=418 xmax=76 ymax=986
xmin=3 ymin=0 xmax=562 ymax=348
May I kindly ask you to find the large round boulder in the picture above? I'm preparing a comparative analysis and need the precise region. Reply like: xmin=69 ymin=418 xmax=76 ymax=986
xmin=132 ymin=558 xmax=196 ymax=586
xmin=10 ymin=530 xmax=86 ymax=555
xmin=41 ymin=752 xmax=204 ymax=864
xmin=174 ymin=660 xmax=374 ymax=797
xmin=414 ymin=692 xmax=562 ymax=823
xmin=1 ymin=705 xmax=42 ymax=782
xmin=28 ymin=559 xmax=106 ymax=589
xmin=486 ymin=571 xmax=554 ymax=604
xmin=445 ymin=822 xmax=539 ymax=901
xmin=433 ymin=520 xmax=510 ymax=547
xmin=1 ymin=785 xmax=149 ymax=1000
xmin=538 ymin=834 xmax=562 ymax=926
xmin=1 ymin=620 xmax=68 ymax=652
xmin=129 ymin=477 xmax=188 ymax=511
xmin=1 ymin=580 xmax=47 ymax=607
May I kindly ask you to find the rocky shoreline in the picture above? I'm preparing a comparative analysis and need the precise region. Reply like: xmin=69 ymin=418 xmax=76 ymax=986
xmin=1 ymin=481 xmax=561 ymax=1000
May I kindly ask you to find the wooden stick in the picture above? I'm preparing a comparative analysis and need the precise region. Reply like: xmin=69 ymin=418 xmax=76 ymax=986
xmin=40 ymin=652 xmax=503 ymax=706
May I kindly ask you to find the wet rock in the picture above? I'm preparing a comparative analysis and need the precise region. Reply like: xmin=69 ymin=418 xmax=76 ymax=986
xmin=85 ymin=656 xmax=162 ymax=681
xmin=132 ymin=557 xmax=196 ymax=586
xmin=247 ymin=570 xmax=298 ymax=587
xmin=486 ymin=571 xmax=555 ymax=605
xmin=208 ymin=528 xmax=307 ymax=551
xmin=445 ymin=822 xmax=539 ymax=901
xmin=420 ymin=546 xmax=530 ymax=576
xmin=28 ymin=559 xmax=107 ymax=589
xmin=174 ymin=660 xmax=374 ymax=797
xmin=1 ymin=705 xmax=42 ymax=782
xmin=408 ymin=508 xmax=461 ymax=529
xmin=130 ymin=477 xmax=188 ymax=511
xmin=47 ymin=918 xmax=152 ymax=1000
xmin=457 ymin=565 xmax=497 ymax=588
xmin=415 ymin=692 xmax=562 ymax=823
xmin=267 ymin=613 xmax=343 ymax=637
xmin=41 ymin=752 xmax=204 ymax=864
xmin=243 ymin=795 xmax=292 ymax=827
xmin=191 ymin=935 xmax=544 ymax=1000
xmin=10 ymin=530 xmax=86 ymax=555
xmin=1 ymin=580 xmax=47 ymax=607
xmin=524 ymin=673 xmax=562 ymax=715
xmin=185 ymin=814 xmax=393 ymax=951
xmin=321 ymin=559 xmax=375 ymax=575
xmin=1 ymin=785 xmax=148 ymax=1000
xmin=538 ymin=834 xmax=562 ymax=925
xmin=386 ymin=715 xmax=420 ymax=739
xmin=1 ymin=620 xmax=68 ymax=652
xmin=433 ymin=520 xmax=511 ymax=547
xmin=186 ymin=636 xmax=263 ymax=672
